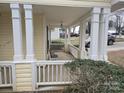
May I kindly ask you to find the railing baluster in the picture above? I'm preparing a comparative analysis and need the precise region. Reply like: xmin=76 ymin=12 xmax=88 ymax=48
xmin=0 ymin=63 xmax=13 ymax=88
xmin=47 ymin=65 xmax=49 ymax=82
xmin=56 ymin=65 xmax=58 ymax=82
xmin=63 ymin=68 xmax=66 ymax=81
xmin=9 ymin=66 xmax=12 ymax=84
xmin=67 ymin=68 xmax=70 ymax=81
xmin=52 ymin=65 xmax=54 ymax=82
xmin=43 ymin=65 xmax=45 ymax=82
xmin=0 ymin=67 xmax=2 ymax=84
xmin=38 ymin=66 xmax=41 ymax=82
xmin=4 ymin=66 xmax=7 ymax=84
xmin=35 ymin=61 xmax=72 ymax=87
xmin=60 ymin=65 xmax=62 ymax=82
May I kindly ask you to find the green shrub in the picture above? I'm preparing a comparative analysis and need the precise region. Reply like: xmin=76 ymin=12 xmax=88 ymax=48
xmin=63 ymin=59 xmax=124 ymax=93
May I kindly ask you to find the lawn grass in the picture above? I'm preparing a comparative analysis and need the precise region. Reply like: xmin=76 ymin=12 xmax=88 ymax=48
xmin=51 ymin=37 xmax=80 ymax=46
xmin=115 ymin=38 xmax=124 ymax=42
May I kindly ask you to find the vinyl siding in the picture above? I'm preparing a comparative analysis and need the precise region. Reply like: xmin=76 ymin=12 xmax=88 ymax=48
xmin=0 ymin=11 xmax=44 ymax=61
xmin=15 ymin=63 xmax=33 ymax=91
xmin=0 ymin=12 xmax=13 ymax=61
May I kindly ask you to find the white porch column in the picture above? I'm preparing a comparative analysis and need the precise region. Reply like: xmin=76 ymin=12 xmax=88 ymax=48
xmin=67 ymin=27 xmax=71 ymax=44
xmin=24 ymin=4 xmax=34 ymax=60
xmin=64 ymin=28 xmax=68 ymax=52
xmin=98 ymin=8 xmax=110 ymax=61
xmin=89 ymin=7 xmax=101 ymax=60
xmin=10 ymin=4 xmax=23 ymax=61
xmin=79 ymin=22 xmax=87 ymax=59
xmin=48 ymin=27 xmax=51 ymax=50
xmin=42 ymin=15 xmax=47 ymax=59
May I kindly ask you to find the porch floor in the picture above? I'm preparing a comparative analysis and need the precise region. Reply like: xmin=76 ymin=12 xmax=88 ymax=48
xmin=51 ymin=50 xmax=74 ymax=60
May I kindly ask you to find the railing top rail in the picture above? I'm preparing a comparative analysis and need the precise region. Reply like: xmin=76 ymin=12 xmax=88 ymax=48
xmin=0 ymin=61 xmax=14 ymax=65
xmin=0 ymin=60 xmax=73 ymax=65
xmin=36 ymin=60 xmax=72 ymax=65
xmin=69 ymin=44 xmax=80 ymax=51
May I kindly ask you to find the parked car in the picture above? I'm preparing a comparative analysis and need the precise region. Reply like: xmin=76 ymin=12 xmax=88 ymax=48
xmin=85 ymin=34 xmax=116 ymax=48
xmin=70 ymin=33 xmax=79 ymax=37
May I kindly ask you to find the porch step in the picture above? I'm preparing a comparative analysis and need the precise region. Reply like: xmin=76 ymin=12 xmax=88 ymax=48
xmin=36 ymin=86 xmax=65 ymax=93
xmin=38 ymin=86 xmax=64 ymax=91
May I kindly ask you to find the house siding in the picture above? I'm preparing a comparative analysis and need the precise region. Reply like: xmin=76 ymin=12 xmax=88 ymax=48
xmin=15 ymin=63 xmax=33 ymax=91
xmin=0 ymin=12 xmax=13 ymax=61
xmin=0 ymin=11 xmax=44 ymax=61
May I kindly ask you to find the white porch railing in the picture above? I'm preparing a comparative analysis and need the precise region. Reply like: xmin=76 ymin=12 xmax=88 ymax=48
xmin=69 ymin=44 xmax=80 ymax=58
xmin=35 ymin=60 xmax=72 ymax=87
xmin=0 ymin=63 xmax=13 ymax=88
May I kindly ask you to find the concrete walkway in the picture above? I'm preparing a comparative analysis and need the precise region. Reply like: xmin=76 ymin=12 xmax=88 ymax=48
xmin=51 ymin=50 xmax=74 ymax=60
xmin=108 ymin=42 xmax=124 ymax=51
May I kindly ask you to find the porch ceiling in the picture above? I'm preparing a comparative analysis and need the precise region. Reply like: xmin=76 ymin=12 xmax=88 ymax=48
xmin=111 ymin=1 xmax=124 ymax=12
xmin=0 ymin=3 xmax=91 ymax=26
xmin=33 ymin=5 xmax=91 ymax=26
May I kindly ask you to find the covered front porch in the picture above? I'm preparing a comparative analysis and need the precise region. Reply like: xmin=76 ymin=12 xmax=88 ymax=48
xmin=0 ymin=2 xmax=112 ymax=92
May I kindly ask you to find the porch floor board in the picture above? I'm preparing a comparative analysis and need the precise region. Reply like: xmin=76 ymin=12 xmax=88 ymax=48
xmin=51 ymin=50 xmax=74 ymax=60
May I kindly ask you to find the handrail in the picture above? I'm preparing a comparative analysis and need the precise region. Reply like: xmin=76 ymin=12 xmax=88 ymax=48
xmin=68 ymin=44 xmax=80 ymax=58
xmin=36 ymin=60 xmax=71 ymax=64
xmin=68 ymin=44 xmax=80 ymax=52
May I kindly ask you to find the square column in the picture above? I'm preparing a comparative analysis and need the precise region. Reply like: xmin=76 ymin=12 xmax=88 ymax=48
xmin=98 ymin=8 xmax=110 ymax=61
xmin=67 ymin=27 xmax=71 ymax=44
xmin=64 ymin=28 xmax=68 ymax=52
xmin=79 ymin=22 xmax=87 ymax=59
xmin=89 ymin=7 xmax=101 ymax=60
xmin=10 ymin=4 xmax=23 ymax=61
xmin=24 ymin=4 xmax=34 ymax=60
xmin=48 ymin=27 xmax=51 ymax=50
xmin=42 ymin=15 xmax=47 ymax=60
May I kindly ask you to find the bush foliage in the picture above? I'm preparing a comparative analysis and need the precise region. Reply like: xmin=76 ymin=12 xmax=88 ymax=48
xmin=63 ymin=59 xmax=124 ymax=93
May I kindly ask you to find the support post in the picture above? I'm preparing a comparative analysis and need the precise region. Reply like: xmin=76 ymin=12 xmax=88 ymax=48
xmin=67 ymin=27 xmax=71 ymax=44
xmin=64 ymin=28 xmax=68 ymax=52
xmin=42 ymin=15 xmax=47 ymax=59
xmin=98 ymin=8 xmax=110 ymax=61
xmin=24 ymin=4 xmax=34 ymax=61
xmin=10 ymin=3 xmax=23 ymax=61
xmin=79 ymin=22 xmax=87 ymax=59
xmin=89 ymin=7 xmax=101 ymax=60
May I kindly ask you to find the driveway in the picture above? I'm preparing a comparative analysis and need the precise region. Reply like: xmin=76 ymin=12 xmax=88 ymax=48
xmin=108 ymin=42 xmax=124 ymax=51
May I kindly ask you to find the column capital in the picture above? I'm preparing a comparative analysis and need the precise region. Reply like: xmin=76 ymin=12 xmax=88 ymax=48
xmin=92 ymin=7 xmax=101 ymax=14
xmin=102 ymin=8 xmax=111 ymax=14
xmin=23 ymin=4 xmax=33 ymax=19
xmin=23 ymin=4 xmax=32 ymax=10
xmin=10 ymin=3 xmax=19 ymax=9
xmin=10 ymin=3 xmax=21 ymax=18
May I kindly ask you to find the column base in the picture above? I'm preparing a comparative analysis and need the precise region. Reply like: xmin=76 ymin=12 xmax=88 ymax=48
xmin=98 ymin=55 xmax=108 ymax=61
xmin=98 ymin=55 xmax=104 ymax=61
xmin=13 ymin=55 xmax=24 ymax=61
xmin=103 ymin=55 xmax=108 ymax=61
xmin=26 ymin=55 xmax=35 ymax=61
xmin=65 ymin=45 xmax=69 ymax=52
xmin=80 ymin=50 xmax=87 ymax=59
xmin=89 ymin=55 xmax=99 ymax=60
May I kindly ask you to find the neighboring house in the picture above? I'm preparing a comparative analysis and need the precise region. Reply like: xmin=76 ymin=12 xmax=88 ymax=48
xmin=0 ymin=0 xmax=123 ymax=92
